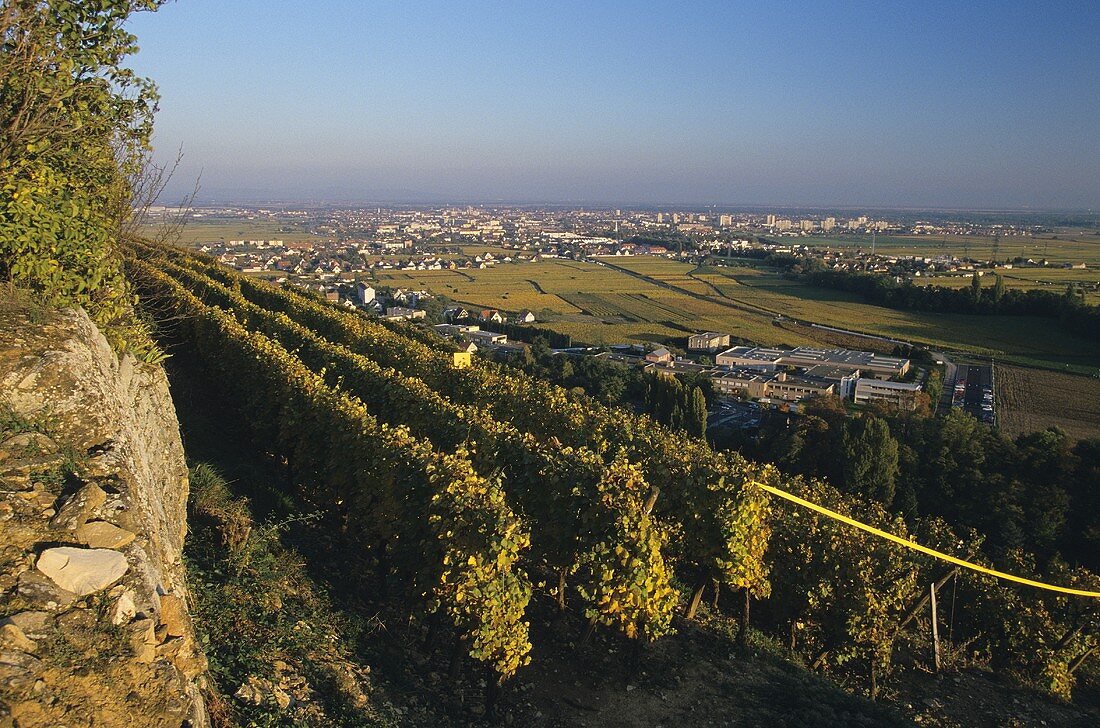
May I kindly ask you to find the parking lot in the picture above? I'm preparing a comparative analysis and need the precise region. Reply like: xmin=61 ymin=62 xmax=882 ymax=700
xmin=954 ymin=364 xmax=995 ymax=424
xmin=709 ymin=399 xmax=765 ymax=431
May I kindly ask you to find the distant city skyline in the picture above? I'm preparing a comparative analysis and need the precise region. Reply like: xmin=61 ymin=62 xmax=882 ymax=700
xmin=129 ymin=1 xmax=1100 ymax=209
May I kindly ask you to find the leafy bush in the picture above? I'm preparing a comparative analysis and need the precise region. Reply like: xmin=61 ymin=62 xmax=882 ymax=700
xmin=0 ymin=1 xmax=164 ymax=357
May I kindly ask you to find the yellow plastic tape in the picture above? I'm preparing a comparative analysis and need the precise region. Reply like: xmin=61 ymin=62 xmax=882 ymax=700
xmin=754 ymin=482 xmax=1100 ymax=599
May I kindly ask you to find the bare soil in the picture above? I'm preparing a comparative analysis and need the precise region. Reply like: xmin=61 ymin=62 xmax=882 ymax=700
xmin=997 ymin=364 xmax=1100 ymax=441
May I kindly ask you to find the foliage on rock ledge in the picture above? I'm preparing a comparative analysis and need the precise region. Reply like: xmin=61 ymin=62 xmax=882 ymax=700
xmin=0 ymin=0 xmax=164 ymax=359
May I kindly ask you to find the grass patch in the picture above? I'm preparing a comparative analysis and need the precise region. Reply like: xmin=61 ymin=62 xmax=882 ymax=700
xmin=185 ymin=462 xmax=400 ymax=727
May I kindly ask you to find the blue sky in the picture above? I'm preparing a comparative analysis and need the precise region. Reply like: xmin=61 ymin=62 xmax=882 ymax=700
xmin=128 ymin=1 xmax=1100 ymax=208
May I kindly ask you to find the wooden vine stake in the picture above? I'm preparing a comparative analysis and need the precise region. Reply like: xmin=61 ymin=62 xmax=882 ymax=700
xmin=930 ymin=581 xmax=941 ymax=673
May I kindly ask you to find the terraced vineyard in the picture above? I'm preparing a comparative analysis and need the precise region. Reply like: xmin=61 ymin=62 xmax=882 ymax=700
xmin=124 ymin=241 xmax=1099 ymax=710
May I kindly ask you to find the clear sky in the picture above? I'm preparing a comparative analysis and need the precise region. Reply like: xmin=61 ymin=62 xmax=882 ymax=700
xmin=128 ymin=0 xmax=1100 ymax=209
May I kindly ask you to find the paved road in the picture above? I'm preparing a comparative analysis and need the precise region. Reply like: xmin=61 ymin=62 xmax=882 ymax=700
xmin=958 ymin=364 xmax=995 ymax=424
xmin=934 ymin=350 xmax=956 ymax=413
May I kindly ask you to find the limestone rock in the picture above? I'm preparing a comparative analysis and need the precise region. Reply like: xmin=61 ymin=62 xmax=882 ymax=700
xmin=159 ymin=593 xmax=188 ymax=638
xmin=235 ymin=677 xmax=266 ymax=706
xmin=36 ymin=546 xmax=128 ymax=596
xmin=0 ymin=451 xmax=65 ymax=477
xmin=75 ymin=520 xmax=136 ymax=549
xmin=0 ymin=432 xmax=58 ymax=460
xmin=128 ymin=618 xmax=157 ymax=663
xmin=156 ymin=636 xmax=184 ymax=659
xmin=0 ymin=471 xmax=31 ymax=491
xmin=273 ymin=686 xmax=293 ymax=711
xmin=16 ymin=570 xmax=77 ymax=610
xmin=235 ymin=675 xmax=290 ymax=709
xmin=31 ymin=490 xmax=55 ymax=511
xmin=49 ymin=481 xmax=106 ymax=531
xmin=0 ymin=649 xmax=42 ymax=692
xmin=0 ymin=611 xmax=50 ymax=639
xmin=0 ymin=624 xmax=37 ymax=654
xmin=1 ymin=305 xmax=208 ymax=725
xmin=111 ymin=591 xmax=138 ymax=626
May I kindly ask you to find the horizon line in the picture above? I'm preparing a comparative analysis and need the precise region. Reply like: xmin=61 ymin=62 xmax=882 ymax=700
xmin=176 ymin=198 xmax=1099 ymax=216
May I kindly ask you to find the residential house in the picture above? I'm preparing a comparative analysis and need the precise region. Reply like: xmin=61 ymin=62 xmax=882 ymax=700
xmin=645 ymin=347 xmax=673 ymax=364
xmin=356 ymin=282 xmax=376 ymax=305
xmin=688 ymin=332 xmax=731 ymax=352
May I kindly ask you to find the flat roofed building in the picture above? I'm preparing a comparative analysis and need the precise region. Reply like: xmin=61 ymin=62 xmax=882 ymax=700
xmin=384 ymin=306 xmax=426 ymax=320
xmin=710 ymin=370 xmax=835 ymax=403
xmin=715 ymin=346 xmax=788 ymax=370
xmin=802 ymin=364 xmax=861 ymax=398
xmin=765 ymin=372 xmax=836 ymax=402
xmin=715 ymin=345 xmax=908 ymax=380
xmin=433 ymin=323 xmax=480 ymax=337
xmin=854 ymin=378 xmax=923 ymax=410
xmin=468 ymin=330 xmax=507 ymax=345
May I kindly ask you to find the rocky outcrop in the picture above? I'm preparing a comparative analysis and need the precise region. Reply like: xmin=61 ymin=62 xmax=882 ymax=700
xmin=0 ymin=301 xmax=207 ymax=727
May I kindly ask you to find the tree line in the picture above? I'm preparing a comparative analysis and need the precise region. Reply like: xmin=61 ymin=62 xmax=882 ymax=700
xmin=770 ymin=255 xmax=1100 ymax=340
xmin=499 ymin=340 xmax=711 ymax=435
xmin=734 ymin=396 xmax=1100 ymax=573
xmin=461 ymin=317 xmax=573 ymax=348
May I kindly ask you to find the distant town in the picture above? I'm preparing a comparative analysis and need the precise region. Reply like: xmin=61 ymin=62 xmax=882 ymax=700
xmin=141 ymin=203 xmax=1074 ymax=429
xmin=151 ymin=204 xmax=1093 ymax=284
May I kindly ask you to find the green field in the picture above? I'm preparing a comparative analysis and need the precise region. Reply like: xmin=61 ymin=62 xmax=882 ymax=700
xmin=373 ymin=257 xmax=1100 ymax=373
xmin=688 ymin=261 xmax=1100 ymax=372
xmin=997 ymin=364 xmax=1100 ymax=442
xmin=141 ymin=218 xmax=324 ymax=245
xmin=806 ymin=232 xmax=1100 ymax=266
xmin=917 ymin=267 xmax=1100 ymax=305
xmin=373 ymin=259 xmax=812 ymax=346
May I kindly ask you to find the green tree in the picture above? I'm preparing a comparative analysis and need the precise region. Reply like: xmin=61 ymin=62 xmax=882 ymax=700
xmin=970 ymin=272 xmax=983 ymax=304
xmin=802 ymin=393 xmax=848 ymax=427
xmin=767 ymin=414 xmax=832 ymax=478
xmin=669 ymin=402 xmax=685 ymax=432
xmin=1064 ymin=282 xmax=1084 ymax=303
xmin=0 ymin=0 xmax=165 ymax=354
xmin=993 ymin=273 xmax=1006 ymax=303
xmin=687 ymin=385 xmax=707 ymax=437
xmin=924 ymin=368 xmax=944 ymax=410
xmin=1013 ymin=428 xmax=1073 ymax=557
xmin=840 ymin=416 xmax=900 ymax=506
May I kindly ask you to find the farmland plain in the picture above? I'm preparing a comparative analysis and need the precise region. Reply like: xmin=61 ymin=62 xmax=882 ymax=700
xmin=602 ymin=258 xmax=1100 ymax=372
xmin=996 ymin=364 xmax=1100 ymax=441
xmin=804 ymin=231 xmax=1100 ymax=266
xmin=915 ymin=267 xmax=1100 ymax=305
xmin=374 ymin=257 xmax=1100 ymax=374
xmin=373 ymin=260 xmax=818 ymax=346
xmin=141 ymin=217 xmax=324 ymax=244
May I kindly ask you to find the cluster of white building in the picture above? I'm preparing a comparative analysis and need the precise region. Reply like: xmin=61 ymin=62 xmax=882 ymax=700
xmin=708 ymin=345 xmax=922 ymax=410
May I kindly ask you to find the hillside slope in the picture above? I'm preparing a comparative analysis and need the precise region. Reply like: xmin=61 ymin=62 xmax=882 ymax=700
xmin=119 ymin=245 xmax=1097 ymax=726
